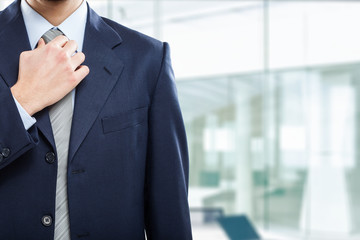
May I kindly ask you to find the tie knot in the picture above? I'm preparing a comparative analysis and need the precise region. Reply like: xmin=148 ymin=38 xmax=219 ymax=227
xmin=41 ymin=28 xmax=65 ymax=44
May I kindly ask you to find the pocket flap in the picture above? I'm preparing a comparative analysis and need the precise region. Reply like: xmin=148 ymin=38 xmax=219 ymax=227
xmin=101 ymin=106 xmax=148 ymax=134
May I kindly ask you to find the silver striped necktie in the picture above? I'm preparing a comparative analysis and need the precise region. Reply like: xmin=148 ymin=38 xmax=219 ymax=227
xmin=42 ymin=28 xmax=72 ymax=240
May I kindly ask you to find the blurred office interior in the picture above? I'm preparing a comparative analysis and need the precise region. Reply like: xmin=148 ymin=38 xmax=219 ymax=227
xmin=2 ymin=0 xmax=360 ymax=239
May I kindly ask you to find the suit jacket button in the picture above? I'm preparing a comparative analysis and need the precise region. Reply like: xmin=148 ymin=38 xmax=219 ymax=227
xmin=1 ymin=147 xmax=10 ymax=158
xmin=41 ymin=215 xmax=52 ymax=227
xmin=45 ymin=152 xmax=56 ymax=164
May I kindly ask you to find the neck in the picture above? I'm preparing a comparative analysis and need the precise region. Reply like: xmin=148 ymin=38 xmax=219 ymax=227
xmin=26 ymin=0 xmax=83 ymax=26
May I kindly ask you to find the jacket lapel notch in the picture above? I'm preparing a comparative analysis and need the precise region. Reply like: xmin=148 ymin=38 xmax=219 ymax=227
xmin=68 ymin=8 xmax=124 ymax=162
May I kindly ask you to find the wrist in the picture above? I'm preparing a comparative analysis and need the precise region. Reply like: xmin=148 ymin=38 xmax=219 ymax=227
xmin=10 ymin=84 xmax=38 ymax=116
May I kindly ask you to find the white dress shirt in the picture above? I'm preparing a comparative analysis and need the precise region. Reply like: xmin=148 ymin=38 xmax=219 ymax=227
xmin=14 ymin=0 xmax=88 ymax=130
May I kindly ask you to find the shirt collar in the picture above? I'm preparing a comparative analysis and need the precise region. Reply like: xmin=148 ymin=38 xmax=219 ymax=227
xmin=21 ymin=0 xmax=88 ymax=51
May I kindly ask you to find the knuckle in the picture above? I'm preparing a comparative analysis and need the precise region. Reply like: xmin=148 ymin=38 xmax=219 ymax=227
xmin=58 ymin=51 xmax=68 ymax=61
xmin=20 ymin=51 xmax=28 ymax=59
xmin=71 ymin=40 xmax=78 ymax=48
xmin=48 ymin=43 xmax=57 ymax=50
xmin=58 ymin=35 xmax=67 ymax=42
xmin=82 ymin=67 xmax=90 ymax=77
xmin=79 ymin=52 xmax=85 ymax=61
xmin=46 ymin=44 xmax=57 ymax=54
xmin=68 ymin=75 xmax=78 ymax=85
xmin=65 ymin=64 xmax=73 ymax=73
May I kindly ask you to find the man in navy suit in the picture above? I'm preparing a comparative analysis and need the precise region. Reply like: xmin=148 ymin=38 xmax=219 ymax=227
xmin=0 ymin=0 xmax=192 ymax=239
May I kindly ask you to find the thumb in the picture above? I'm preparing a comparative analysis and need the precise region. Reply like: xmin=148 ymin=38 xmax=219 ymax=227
xmin=36 ymin=38 xmax=46 ymax=48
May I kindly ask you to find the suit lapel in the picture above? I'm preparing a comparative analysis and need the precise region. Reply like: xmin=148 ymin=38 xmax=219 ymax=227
xmin=0 ymin=0 xmax=56 ymax=149
xmin=68 ymin=6 xmax=124 ymax=162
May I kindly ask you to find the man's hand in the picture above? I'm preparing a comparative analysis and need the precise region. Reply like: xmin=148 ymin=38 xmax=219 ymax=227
xmin=10 ymin=35 xmax=89 ymax=116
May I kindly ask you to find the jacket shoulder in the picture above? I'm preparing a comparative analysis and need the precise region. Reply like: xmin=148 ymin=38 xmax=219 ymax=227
xmin=101 ymin=17 xmax=164 ymax=53
xmin=0 ymin=1 xmax=21 ymax=34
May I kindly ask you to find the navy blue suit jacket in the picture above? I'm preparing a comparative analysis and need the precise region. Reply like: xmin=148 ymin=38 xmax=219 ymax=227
xmin=0 ymin=1 xmax=192 ymax=239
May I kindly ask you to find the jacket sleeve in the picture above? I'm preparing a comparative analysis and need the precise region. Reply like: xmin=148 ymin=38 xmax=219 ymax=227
xmin=144 ymin=42 xmax=193 ymax=240
xmin=0 ymin=82 xmax=39 ymax=170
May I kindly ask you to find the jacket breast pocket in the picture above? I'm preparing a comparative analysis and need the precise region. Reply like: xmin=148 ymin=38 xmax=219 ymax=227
xmin=101 ymin=106 xmax=148 ymax=134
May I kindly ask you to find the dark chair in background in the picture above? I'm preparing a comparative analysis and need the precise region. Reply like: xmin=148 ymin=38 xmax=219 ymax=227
xmin=217 ymin=215 xmax=261 ymax=240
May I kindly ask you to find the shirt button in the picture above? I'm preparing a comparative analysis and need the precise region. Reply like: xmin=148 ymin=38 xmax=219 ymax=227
xmin=41 ymin=215 xmax=52 ymax=227
xmin=45 ymin=152 xmax=56 ymax=164
xmin=1 ymin=148 xmax=10 ymax=158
